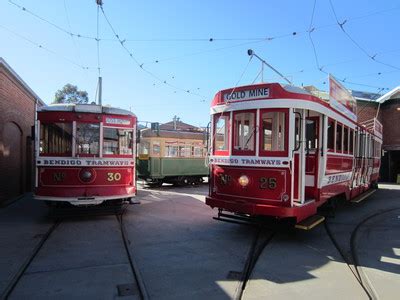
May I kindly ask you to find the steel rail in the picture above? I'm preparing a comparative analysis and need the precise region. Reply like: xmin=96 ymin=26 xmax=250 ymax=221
xmin=0 ymin=221 xmax=60 ymax=300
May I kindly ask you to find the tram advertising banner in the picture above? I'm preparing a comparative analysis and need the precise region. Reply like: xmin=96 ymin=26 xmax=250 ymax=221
xmin=329 ymin=75 xmax=357 ymax=121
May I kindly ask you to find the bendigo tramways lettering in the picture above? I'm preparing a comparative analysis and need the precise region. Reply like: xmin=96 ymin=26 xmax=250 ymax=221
xmin=259 ymin=177 xmax=277 ymax=190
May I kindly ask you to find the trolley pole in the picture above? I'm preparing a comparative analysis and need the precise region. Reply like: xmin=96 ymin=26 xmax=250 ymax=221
xmin=247 ymin=49 xmax=292 ymax=85
xmin=98 ymin=76 xmax=102 ymax=106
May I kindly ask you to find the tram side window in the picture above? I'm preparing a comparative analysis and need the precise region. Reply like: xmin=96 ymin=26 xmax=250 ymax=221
xmin=139 ymin=141 xmax=150 ymax=155
xmin=305 ymin=118 xmax=318 ymax=150
xmin=234 ymin=111 xmax=256 ymax=152
xmin=165 ymin=142 xmax=178 ymax=157
xmin=76 ymin=123 xmax=100 ymax=156
xmin=327 ymin=120 xmax=335 ymax=151
xmin=152 ymin=141 xmax=161 ymax=156
xmin=179 ymin=145 xmax=191 ymax=157
xmin=336 ymin=123 xmax=343 ymax=153
xmin=40 ymin=123 xmax=72 ymax=156
xmin=261 ymin=111 xmax=285 ymax=152
xmin=192 ymin=143 xmax=203 ymax=157
xmin=349 ymin=129 xmax=354 ymax=154
xmin=103 ymin=128 xmax=133 ymax=155
xmin=214 ymin=115 xmax=229 ymax=152
xmin=343 ymin=126 xmax=349 ymax=153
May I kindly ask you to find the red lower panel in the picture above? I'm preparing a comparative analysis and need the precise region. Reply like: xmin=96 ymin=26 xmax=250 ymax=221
xmin=212 ymin=166 xmax=291 ymax=203
xmin=39 ymin=167 xmax=134 ymax=187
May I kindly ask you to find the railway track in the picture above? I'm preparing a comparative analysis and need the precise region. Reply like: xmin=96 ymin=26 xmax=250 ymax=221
xmin=0 ymin=220 xmax=60 ymax=300
xmin=116 ymin=208 xmax=150 ymax=300
xmin=324 ymin=207 xmax=400 ymax=300
xmin=233 ymin=227 xmax=276 ymax=300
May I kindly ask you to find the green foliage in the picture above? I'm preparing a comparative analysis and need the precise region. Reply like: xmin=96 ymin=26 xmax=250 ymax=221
xmin=53 ymin=84 xmax=89 ymax=104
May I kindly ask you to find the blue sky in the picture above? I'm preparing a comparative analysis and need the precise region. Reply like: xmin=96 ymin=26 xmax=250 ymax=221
xmin=1 ymin=0 xmax=399 ymax=126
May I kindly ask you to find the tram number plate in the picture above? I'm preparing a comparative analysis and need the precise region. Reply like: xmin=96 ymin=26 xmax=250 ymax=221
xmin=259 ymin=177 xmax=277 ymax=190
xmin=107 ymin=172 xmax=122 ymax=182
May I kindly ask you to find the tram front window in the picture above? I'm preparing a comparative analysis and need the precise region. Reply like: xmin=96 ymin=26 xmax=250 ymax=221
xmin=103 ymin=128 xmax=133 ymax=155
xmin=214 ymin=115 xmax=229 ymax=152
xmin=76 ymin=123 xmax=100 ymax=156
xmin=40 ymin=123 xmax=72 ymax=156
xmin=233 ymin=111 xmax=255 ymax=152
xmin=261 ymin=111 xmax=285 ymax=152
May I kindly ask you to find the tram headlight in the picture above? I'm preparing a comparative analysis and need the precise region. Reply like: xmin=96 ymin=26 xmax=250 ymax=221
xmin=79 ymin=168 xmax=95 ymax=183
xmin=81 ymin=171 xmax=92 ymax=180
xmin=238 ymin=175 xmax=249 ymax=187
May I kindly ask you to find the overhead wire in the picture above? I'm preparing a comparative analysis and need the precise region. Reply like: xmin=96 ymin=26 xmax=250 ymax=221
xmin=0 ymin=24 xmax=91 ymax=70
xmin=63 ymin=0 xmax=91 ymax=89
xmin=6 ymin=0 xmax=398 ymax=95
xmin=99 ymin=3 xmax=206 ymax=101
xmin=328 ymin=0 xmax=400 ymax=71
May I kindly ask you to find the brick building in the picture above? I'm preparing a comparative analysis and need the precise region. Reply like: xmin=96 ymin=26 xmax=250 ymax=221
xmin=0 ymin=58 xmax=45 ymax=204
xmin=355 ymin=87 xmax=400 ymax=182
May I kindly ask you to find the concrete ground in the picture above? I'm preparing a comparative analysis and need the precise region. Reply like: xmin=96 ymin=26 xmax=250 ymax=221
xmin=0 ymin=183 xmax=399 ymax=299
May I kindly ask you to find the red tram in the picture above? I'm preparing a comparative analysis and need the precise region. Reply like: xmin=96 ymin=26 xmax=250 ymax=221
xmin=34 ymin=104 xmax=137 ymax=206
xmin=206 ymin=76 xmax=382 ymax=225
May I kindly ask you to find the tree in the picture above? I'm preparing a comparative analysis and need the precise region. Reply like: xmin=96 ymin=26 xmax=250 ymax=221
xmin=53 ymin=84 xmax=89 ymax=104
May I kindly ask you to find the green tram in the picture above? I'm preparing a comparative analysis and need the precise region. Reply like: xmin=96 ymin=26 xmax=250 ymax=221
xmin=137 ymin=119 xmax=209 ymax=187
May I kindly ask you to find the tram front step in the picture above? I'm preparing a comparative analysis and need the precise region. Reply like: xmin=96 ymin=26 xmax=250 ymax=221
xmin=295 ymin=215 xmax=325 ymax=230
xmin=351 ymin=189 xmax=376 ymax=204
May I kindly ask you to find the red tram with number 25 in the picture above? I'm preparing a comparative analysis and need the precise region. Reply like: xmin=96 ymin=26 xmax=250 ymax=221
xmin=34 ymin=104 xmax=137 ymax=206
xmin=206 ymin=76 xmax=382 ymax=227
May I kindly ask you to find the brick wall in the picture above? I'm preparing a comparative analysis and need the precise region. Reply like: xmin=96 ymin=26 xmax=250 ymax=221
xmin=0 ymin=64 xmax=39 ymax=203
xmin=380 ymin=99 xmax=400 ymax=150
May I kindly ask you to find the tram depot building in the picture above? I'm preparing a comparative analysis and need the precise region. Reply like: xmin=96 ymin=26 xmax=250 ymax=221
xmin=0 ymin=58 xmax=44 ymax=205
xmin=1 ymin=57 xmax=400 ymax=204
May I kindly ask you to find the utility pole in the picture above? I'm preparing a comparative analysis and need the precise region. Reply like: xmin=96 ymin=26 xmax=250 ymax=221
xmin=96 ymin=0 xmax=103 ymax=106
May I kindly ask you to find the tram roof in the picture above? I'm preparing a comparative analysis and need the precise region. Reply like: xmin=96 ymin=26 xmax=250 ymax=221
xmin=38 ymin=103 xmax=136 ymax=117
xmin=211 ymin=82 xmax=321 ymax=106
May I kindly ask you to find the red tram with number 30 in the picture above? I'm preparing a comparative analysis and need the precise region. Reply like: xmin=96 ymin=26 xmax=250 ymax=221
xmin=206 ymin=76 xmax=382 ymax=225
xmin=34 ymin=104 xmax=137 ymax=206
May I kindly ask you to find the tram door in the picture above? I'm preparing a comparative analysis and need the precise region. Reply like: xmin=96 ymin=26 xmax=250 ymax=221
xmin=304 ymin=117 xmax=319 ymax=199
xmin=292 ymin=111 xmax=320 ymax=204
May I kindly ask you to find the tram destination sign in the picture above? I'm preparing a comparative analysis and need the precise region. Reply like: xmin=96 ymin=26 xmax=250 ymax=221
xmin=37 ymin=158 xmax=135 ymax=167
xmin=223 ymin=87 xmax=270 ymax=102
xmin=105 ymin=117 xmax=131 ymax=125
xmin=209 ymin=156 xmax=287 ymax=167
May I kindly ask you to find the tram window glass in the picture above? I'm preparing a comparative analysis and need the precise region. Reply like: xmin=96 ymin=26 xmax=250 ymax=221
xmin=165 ymin=142 xmax=178 ymax=157
xmin=349 ymin=129 xmax=354 ymax=154
xmin=76 ymin=123 xmax=100 ymax=156
xmin=103 ymin=128 xmax=133 ymax=155
xmin=40 ymin=123 xmax=72 ymax=156
xmin=152 ymin=141 xmax=161 ymax=156
xmin=360 ymin=134 xmax=365 ymax=157
xmin=140 ymin=141 xmax=150 ymax=155
xmin=179 ymin=145 xmax=191 ymax=157
xmin=215 ymin=115 xmax=229 ymax=151
xmin=327 ymin=119 xmax=335 ymax=151
xmin=336 ymin=123 xmax=343 ymax=152
xmin=369 ymin=137 xmax=373 ymax=158
xmin=192 ymin=143 xmax=203 ymax=157
xmin=305 ymin=118 xmax=318 ymax=150
xmin=294 ymin=115 xmax=301 ymax=150
xmin=234 ymin=111 xmax=256 ymax=151
xmin=261 ymin=111 xmax=285 ymax=152
xmin=343 ymin=126 xmax=349 ymax=153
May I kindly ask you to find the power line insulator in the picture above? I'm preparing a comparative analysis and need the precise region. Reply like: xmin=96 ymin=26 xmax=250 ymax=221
xmin=96 ymin=0 xmax=103 ymax=6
